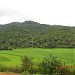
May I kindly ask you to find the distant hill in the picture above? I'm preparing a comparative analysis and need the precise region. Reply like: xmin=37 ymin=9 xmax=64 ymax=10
xmin=0 ymin=21 xmax=75 ymax=49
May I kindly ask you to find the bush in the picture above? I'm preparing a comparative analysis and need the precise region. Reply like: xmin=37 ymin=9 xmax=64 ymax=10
xmin=38 ymin=54 xmax=63 ymax=74
xmin=21 ymin=55 xmax=74 ymax=75
xmin=21 ymin=56 xmax=34 ymax=73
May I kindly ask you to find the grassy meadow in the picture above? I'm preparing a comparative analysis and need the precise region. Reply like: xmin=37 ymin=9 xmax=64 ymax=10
xmin=0 ymin=48 xmax=74 ymax=67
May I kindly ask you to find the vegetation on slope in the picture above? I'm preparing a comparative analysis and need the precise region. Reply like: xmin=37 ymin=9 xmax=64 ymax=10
xmin=0 ymin=21 xmax=75 ymax=49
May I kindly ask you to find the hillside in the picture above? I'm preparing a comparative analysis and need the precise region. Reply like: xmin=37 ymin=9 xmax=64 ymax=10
xmin=0 ymin=21 xmax=75 ymax=49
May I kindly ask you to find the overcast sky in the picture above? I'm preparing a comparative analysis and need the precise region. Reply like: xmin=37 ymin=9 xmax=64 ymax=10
xmin=0 ymin=0 xmax=75 ymax=26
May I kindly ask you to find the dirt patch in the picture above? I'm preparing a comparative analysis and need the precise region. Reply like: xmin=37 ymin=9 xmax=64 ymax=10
xmin=0 ymin=72 xmax=22 ymax=75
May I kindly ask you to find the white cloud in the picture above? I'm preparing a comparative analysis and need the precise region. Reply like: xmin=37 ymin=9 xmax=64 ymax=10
xmin=0 ymin=0 xmax=75 ymax=26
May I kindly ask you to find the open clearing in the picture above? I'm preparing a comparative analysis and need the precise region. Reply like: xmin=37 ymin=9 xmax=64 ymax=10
xmin=0 ymin=48 xmax=74 ymax=67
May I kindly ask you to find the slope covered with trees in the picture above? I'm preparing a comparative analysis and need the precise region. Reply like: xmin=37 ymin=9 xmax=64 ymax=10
xmin=0 ymin=21 xmax=75 ymax=49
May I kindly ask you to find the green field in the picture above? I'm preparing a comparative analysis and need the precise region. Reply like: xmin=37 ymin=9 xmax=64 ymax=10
xmin=0 ymin=48 xmax=74 ymax=67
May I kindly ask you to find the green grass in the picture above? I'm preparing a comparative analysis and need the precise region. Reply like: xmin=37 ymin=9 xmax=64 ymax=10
xmin=0 ymin=48 xmax=74 ymax=67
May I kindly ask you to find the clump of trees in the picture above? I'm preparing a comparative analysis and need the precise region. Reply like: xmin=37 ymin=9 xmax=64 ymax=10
xmin=21 ymin=55 xmax=74 ymax=75
xmin=0 ymin=40 xmax=12 ymax=50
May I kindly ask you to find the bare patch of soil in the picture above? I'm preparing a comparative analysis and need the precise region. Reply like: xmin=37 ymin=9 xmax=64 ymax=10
xmin=0 ymin=72 xmax=22 ymax=75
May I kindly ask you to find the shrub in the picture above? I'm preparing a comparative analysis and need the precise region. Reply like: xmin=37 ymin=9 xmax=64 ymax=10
xmin=38 ymin=54 xmax=63 ymax=74
xmin=21 ymin=56 xmax=34 ymax=73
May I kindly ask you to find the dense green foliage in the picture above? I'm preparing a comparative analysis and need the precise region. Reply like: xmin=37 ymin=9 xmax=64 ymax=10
xmin=0 ymin=21 xmax=75 ymax=49
xmin=21 ymin=55 xmax=74 ymax=75
xmin=21 ymin=56 xmax=33 ymax=72
xmin=38 ymin=54 xmax=62 ymax=74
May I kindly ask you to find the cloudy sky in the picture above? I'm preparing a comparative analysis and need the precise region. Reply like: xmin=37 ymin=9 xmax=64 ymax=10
xmin=0 ymin=0 xmax=75 ymax=26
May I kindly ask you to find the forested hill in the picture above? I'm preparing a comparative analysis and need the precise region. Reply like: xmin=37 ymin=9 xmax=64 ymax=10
xmin=0 ymin=21 xmax=75 ymax=50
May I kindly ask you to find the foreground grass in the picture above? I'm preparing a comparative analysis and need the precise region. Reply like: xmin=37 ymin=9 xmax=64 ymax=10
xmin=0 ymin=48 xmax=74 ymax=67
